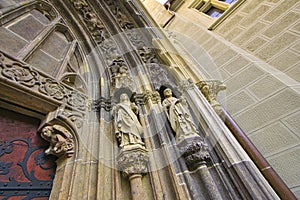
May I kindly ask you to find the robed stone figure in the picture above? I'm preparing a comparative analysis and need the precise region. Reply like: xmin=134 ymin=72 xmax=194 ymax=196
xmin=113 ymin=93 xmax=145 ymax=149
xmin=162 ymin=88 xmax=199 ymax=142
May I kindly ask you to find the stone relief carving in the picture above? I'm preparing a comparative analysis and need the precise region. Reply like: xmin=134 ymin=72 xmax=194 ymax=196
xmin=41 ymin=125 xmax=74 ymax=157
xmin=143 ymin=90 xmax=161 ymax=105
xmin=104 ymin=0 xmax=135 ymax=30
xmin=0 ymin=52 xmax=89 ymax=112
xmin=196 ymin=80 xmax=226 ymax=116
xmin=109 ymin=57 xmax=133 ymax=89
xmin=112 ymin=93 xmax=145 ymax=149
xmin=70 ymin=0 xmax=108 ymax=44
xmin=162 ymin=88 xmax=199 ymax=142
xmin=138 ymin=46 xmax=158 ymax=64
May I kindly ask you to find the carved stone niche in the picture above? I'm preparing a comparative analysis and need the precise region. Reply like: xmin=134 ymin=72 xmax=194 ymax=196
xmin=177 ymin=136 xmax=210 ymax=171
xmin=38 ymin=106 xmax=77 ymax=158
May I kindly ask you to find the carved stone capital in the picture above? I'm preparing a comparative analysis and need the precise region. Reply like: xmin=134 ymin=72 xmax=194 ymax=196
xmin=117 ymin=147 xmax=149 ymax=177
xmin=196 ymin=80 xmax=226 ymax=116
xmin=177 ymin=137 xmax=210 ymax=170
xmin=40 ymin=125 xmax=74 ymax=157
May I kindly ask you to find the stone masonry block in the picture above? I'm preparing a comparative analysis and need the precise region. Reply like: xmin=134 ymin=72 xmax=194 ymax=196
xmin=245 ymin=37 xmax=268 ymax=52
xmin=214 ymin=48 xmax=238 ymax=67
xmin=263 ymin=12 xmax=300 ymax=38
xmin=8 ymin=14 xmax=44 ymax=41
xmin=0 ymin=27 xmax=28 ymax=55
xmin=226 ymin=91 xmax=256 ymax=115
xmin=283 ymin=111 xmax=300 ymax=138
xmin=269 ymin=50 xmax=300 ymax=71
xmin=234 ymin=22 xmax=266 ymax=46
xmin=223 ymin=55 xmax=250 ymax=75
xmin=256 ymin=32 xmax=298 ymax=61
xmin=241 ymin=5 xmax=271 ymax=28
xmin=225 ymin=27 xmax=245 ymax=41
xmin=217 ymin=15 xmax=244 ymax=35
xmin=249 ymin=122 xmax=299 ymax=157
xmin=225 ymin=64 xmax=264 ymax=94
xmin=241 ymin=0 xmax=263 ymax=14
xmin=286 ymin=65 xmax=300 ymax=82
xmin=234 ymin=88 xmax=300 ymax=132
xmin=263 ymin=0 xmax=299 ymax=22
xmin=291 ymin=41 xmax=300 ymax=53
xmin=268 ymin=146 xmax=300 ymax=188
xmin=247 ymin=75 xmax=286 ymax=99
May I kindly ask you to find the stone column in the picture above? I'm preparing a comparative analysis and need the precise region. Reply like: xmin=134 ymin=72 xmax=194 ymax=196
xmin=117 ymin=146 xmax=149 ymax=200
xmin=178 ymin=136 xmax=222 ymax=200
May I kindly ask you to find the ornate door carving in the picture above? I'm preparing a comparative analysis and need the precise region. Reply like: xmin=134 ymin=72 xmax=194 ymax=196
xmin=0 ymin=108 xmax=56 ymax=199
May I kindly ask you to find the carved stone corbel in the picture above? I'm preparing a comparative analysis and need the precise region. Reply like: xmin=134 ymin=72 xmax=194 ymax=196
xmin=38 ymin=106 xmax=78 ymax=158
xmin=40 ymin=125 xmax=74 ymax=157
xmin=196 ymin=80 xmax=226 ymax=116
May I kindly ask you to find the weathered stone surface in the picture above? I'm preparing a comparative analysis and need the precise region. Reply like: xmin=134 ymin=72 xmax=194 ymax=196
xmin=263 ymin=0 xmax=299 ymax=22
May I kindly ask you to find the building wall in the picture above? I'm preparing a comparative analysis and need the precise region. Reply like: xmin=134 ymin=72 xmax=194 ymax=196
xmin=142 ymin=0 xmax=300 ymax=196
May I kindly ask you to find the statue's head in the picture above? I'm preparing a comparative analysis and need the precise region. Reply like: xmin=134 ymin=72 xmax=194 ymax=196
xmin=163 ymin=88 xmax=172 ymax=98
xmin=120 ymin=93 xmax=129 ymax=102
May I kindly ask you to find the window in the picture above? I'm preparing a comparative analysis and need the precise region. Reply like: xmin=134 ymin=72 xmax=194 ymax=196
xmin=189 ymin=0 xmax=245 ymax=29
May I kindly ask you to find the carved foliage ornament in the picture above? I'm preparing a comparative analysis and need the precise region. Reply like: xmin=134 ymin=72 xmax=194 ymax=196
xmin=0 ymin=52 xmax=88 ymax=112
xmin=41 ymin=125 xmax=74 ymax=157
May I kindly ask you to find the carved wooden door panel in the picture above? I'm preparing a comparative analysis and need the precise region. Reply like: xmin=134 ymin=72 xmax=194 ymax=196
xmin=0 ymin=108 xmax=56 ymax=199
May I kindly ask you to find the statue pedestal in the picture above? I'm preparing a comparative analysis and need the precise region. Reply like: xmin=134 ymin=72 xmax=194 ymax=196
xmin=177 ymin=136 xmax=210 ymax=170
xmin=117 ymin=146 xmax=149 ymax=200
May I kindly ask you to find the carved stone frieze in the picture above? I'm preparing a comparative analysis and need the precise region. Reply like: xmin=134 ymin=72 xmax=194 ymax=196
xmin=117 ymin=147 xmax=149 ymax=177
xmin=70 ymin=0 xmax=108 ymax=44
xmin=0 ymin=52 xmax=89 ymax=112
xmin=196 ymin=80 xmax=226 ymax=116
xmin=40 ymin=125 xmax=74 ymax=157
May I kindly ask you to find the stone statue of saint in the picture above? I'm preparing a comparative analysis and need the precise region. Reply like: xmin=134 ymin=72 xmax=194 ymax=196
xmin=113 ymin=93 xmax=145 ymax=149
xmin=162 ymin=88 xmax=199 ymax=142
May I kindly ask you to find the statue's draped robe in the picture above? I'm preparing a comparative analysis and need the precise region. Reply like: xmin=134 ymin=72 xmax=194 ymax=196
xmin=163 ymin=97 xmax=198 ymax=141
xmin=114 ymin=102 xmax=143 ymax=147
